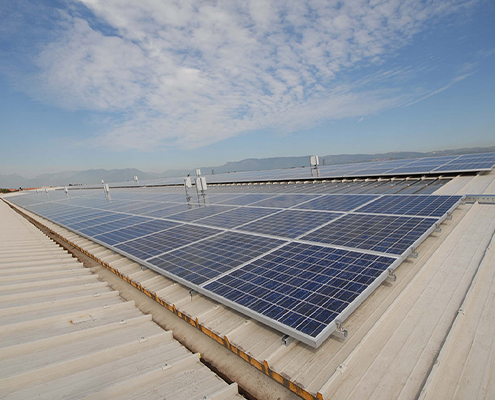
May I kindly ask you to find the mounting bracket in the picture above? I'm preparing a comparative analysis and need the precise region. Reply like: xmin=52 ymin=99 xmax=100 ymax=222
xmin=281 ymin=334 xmax=294 ymax=346
xmin=409 ymin=248 xmax=418 ymax=258
xmin=387 ymin=269 xmax=397 ymax=282
xmin=334 ymin=320 xmax=348 ymax=339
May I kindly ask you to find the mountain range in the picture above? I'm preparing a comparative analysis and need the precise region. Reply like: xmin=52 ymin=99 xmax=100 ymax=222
xmin=1 ymin=145 xmax=494 ymax=188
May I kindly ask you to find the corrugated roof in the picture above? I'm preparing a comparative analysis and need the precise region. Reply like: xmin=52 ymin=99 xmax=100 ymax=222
xmin=4 ymin=170 xmax=495 ymax=399
xmin=0 ymin=200 xmax=241 ymax=400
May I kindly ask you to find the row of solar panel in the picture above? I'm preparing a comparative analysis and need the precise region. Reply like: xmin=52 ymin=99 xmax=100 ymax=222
xmin=25 ymin=190 xmax=460 ymax=217
xmin=22 ymin=193 xmax=462 ymax=261
xmin=9 ymin=190 xmax=462 ymax=346
xmin=102 ymin=151 xmax=495 ymax=187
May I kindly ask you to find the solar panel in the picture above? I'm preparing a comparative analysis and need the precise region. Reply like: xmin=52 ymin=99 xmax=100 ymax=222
xmin=145 ymin=204 xmax=202 ymax=218
xmin=294 ymin=194 xmax=379 ymax=212
xmin=249 ymin=194 xmax=320 ymax=208
xmin=93 ymin=219 xmax=180 ymax=246
xmin=301 ymin=213 xmax=437 ymax=255
xmin=149 ymin=231 xmax=286 ymax=285
xmin=63 ymin=214 xmax=135 ymax=229
xmin=167 ymin=205 xmax=236 ymax=222
xmin=237 ymin=209 xmax=343 ymax=239
xmin=72 ymin=215 xmax=151 ymax=233
xmin=216 ymin=194 xmax=279 ymax=206
xmin=203 ymin=242 xmax=397 ymax=341
xmin=7 ymin=185 xmax=462 ymax=347
xmin=355 ymin=195 xmax=462 ymax=217
xmin=197 ymin=206 xmax=280 ymax=229
xmin=115 ymin=224 xmax=222 ymax=260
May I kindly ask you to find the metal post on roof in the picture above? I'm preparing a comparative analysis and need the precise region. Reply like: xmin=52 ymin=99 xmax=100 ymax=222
xmin=196 ymin=176 xmax=207 ymax=196
xmin=309 ymin=155 xmax=319 ymax=169
xmin=310 ymin=155 xmax=320 ymax=178
xmin=184 ymin=176 xmax=192 ymax=201
xmin=64 ymin=187 xmax=69 ymax=198
xmin=103 ymin=183 xmax=111 ymax=201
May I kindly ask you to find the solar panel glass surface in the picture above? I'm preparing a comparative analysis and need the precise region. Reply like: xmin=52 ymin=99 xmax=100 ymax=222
xmin=293 ymin=194 xmax=378 ymax=212
xmin=249 ymin=194 xmax=320 ymax=208
xmin=237 ymin=209 xmax=343 ymax=239
xmin=302 ymin=213 xmax=437 ymax=255
xmin=115 ymin=224 xmax=222 ymax=260
xmin=216 ymin=194 xmax=279 ymax=206
xmin=166 ymin=205 xmax=235 ymax=222
xmin=149 ymin=231 xmax=286 ymax=285
xmin=204 ymin=242 xmax=396 ymax=338
xmin=355 ymin=195 xmax=461 ymax=217
xmin=93 ymin=219 xmax=180 ymax=246
xmin=197 ymin=206 xmax=280 ymax=229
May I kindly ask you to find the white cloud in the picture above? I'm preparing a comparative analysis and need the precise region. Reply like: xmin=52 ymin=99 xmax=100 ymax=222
xmin=28 ymin=0 xmax=478 ymax=150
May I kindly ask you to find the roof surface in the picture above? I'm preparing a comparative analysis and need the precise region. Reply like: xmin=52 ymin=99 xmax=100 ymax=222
xmin=0 ymin=200 xmax=241 ymax=400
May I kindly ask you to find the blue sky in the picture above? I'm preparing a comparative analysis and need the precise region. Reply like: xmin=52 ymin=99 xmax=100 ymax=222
xmin=1 ymin=0 xmax=494 ymax=177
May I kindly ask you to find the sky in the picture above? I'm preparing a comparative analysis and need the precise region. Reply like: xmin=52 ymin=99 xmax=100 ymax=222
xmin=0 ymin=0 xmax=494 ymax=178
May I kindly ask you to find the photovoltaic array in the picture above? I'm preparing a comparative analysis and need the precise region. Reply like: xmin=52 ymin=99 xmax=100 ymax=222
xmin=8 ymin=187 xmax=464 ymax=347
xmin=99 ymin=152 xmax=495 ymax=187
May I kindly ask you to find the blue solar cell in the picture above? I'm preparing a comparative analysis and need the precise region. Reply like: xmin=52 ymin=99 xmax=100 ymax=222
xmin=93 ymin=219 xmax=180 ymax=246
xmin=236 ymin=209 xmax=342 ymax=239
xmin=73 ymin=214 xmax=131 ymax=232
xmin=249 ymin=194 xmax=320 ymax=208
xmin=76 ymin=216 xmax=152 ymax=235
xmin=216 ymin=194 xmax=280 ymax=206
xmin=355 ymin=195 xmax=462 ymax=217
xmin=115 ymin=224 xmax=222 ymax=260
xmin=204 ymin=193 xmax=246 ymax=203
xmin=294 ymin=194 xmax=378 ymax=212
xmin=435 ymin=162 xmax=495 ymax=171
xmin=197 ymin=207 xmax=280 ymax=229
xmin=302 ymin=213 xmax=437 ymax=255
xmin=204 ymin=242 xmax=396 ymax=338
xmin=148 ymin=231 xmax=286 ymax=285
xmin=167 ymin=205 xmax=236 ymax=222
xmin=145 ymin=204 xmax=202 ymax=218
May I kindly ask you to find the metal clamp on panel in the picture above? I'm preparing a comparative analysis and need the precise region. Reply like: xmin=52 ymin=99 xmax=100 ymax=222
xmin=387 ymin=268 xmax=397 ymax=282
xmin=409 ymin=247 xmax=418 ymax=258
xmin=281 ymin=334 xmax=294 ymax=346
xmin=334 ymin=320 xmax=348 ymax=339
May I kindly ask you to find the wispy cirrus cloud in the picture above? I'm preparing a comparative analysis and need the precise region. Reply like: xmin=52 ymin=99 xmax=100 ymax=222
xmin=19 ymin=0 xmax=480 ymax=150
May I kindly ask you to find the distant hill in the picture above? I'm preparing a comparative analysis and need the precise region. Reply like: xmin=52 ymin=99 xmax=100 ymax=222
xmin=2 ymin=145 xmax=494 ymax=188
